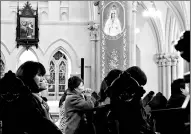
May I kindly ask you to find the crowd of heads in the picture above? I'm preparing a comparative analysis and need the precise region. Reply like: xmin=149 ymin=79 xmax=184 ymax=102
xmin=0 ymin=30 xmax=189 ymax=134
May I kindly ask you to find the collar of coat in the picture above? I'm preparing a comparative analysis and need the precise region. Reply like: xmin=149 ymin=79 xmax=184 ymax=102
xmin=32 ymin=93 xmax=43 ymax=103
xmin=66 ymin=89 xmax=84 ymax=98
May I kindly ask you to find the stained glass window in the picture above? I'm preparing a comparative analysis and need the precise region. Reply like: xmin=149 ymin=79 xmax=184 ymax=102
xmin=47 ymin=50 xmax=68 ymax=100
xmin=48 ymin=61 xmax=55 ymax=93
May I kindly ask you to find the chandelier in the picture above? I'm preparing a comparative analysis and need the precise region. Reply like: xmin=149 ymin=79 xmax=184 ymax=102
xmin=142 ymin=1 xmax=161 ymax=18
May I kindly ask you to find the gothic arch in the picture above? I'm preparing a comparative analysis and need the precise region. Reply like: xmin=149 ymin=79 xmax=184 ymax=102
xmin=45 ymin=38 xmax=79 ymax=73
xmin=0 ymin=51 xmax=6 ymax=65
xmin=140 ymin=2 xmax=162 ymax=53
xmin=1 ymin=41 xmax=10 ymax=72
xmin=61 ymin=12 xmax=68 ymax=21
xmin=165 ymin=8 xmax=172 ymax=52
xmin=48 ymin=47 xmax=71 ymax=77
xmin=10 ymin=11 xmax=17 ymax=20
xmin=165 ymin=8 xmax=180 ymax=53
xmin=40 ymin=11 xmax=48 ymax=20
xmin=16 ymin=47 xmax=39 ymax=69
xmin=1 ymin=41 xmax=10 ymax=55
xmin=165 ymin=1 xmax=187 ymax=31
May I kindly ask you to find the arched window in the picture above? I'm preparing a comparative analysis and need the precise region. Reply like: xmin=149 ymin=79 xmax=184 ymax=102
xmin=47 ymin=50 xmax=68 ymax=101
xmin=18 ymin=50 xmax=38 ymax=69
xmin=61 ymin=12 xmax=68 ymax=21
xmin=41 ymin=11 xmax=48 ymax=20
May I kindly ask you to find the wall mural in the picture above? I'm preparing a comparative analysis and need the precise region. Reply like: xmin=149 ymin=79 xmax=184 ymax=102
xmin=100 ymin=1 xmax=128 ymax=80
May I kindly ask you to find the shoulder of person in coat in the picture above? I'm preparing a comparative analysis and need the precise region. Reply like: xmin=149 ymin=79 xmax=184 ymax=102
xmin=65 ymin=90 xmax=94 ymax=111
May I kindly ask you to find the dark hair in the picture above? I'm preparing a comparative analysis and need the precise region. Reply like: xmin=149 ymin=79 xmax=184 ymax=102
xmin=98 ymin=69 xmax=122 ymax=102
xmin=16 ymin=61 xmax=46 ymax=93
xmin=98 ymin=79 xmax=108 ymax=102
xmin=106 ymin=71 xmax=146 ymax=102
xmin=142 ymin=91 xmax=155 ymax=107
xmin=59 ymin=89 xmax=68 ymax=108
xmin=171 ymin=79 xmax=185 ymax=95
xmin=0 ymin=70 xmax=25 ymax=93
xmin=104 ymin=69 xmax=122 ymax=86
xmin=125 ymin=66 xmax=147 ymax=86
xmin=148 ymin=92 xmax=167 ymax=110
xmin=68 ymin=76 xmax=83 ymax=91
xmin=174 ymin=31 xmax=190 ymax=62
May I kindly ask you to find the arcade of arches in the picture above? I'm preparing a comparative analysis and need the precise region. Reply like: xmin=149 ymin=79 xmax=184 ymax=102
xmin=1 ymin=1 xmax=190 ymax=113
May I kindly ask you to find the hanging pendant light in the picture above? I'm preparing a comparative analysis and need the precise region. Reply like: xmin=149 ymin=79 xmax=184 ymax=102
xmin=142 ymin=1 xmax=161 ymax=18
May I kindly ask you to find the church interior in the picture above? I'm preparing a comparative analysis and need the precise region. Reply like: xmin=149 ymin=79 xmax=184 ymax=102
xmin=0 ymin=1 xmax=190 ymax=127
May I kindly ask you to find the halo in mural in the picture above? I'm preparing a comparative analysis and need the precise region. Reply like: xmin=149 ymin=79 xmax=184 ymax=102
xmin=102 ymin=1 xmax=125 ymax=40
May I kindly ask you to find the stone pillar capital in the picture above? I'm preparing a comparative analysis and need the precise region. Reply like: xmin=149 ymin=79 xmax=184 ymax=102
xmin=163 ymin=54 xmax=172 ymax=66
xmin=161 ymin=59 xmax=167 ymax=66
xmin=154 ymin=53 xmax=165 ymax=66
xmin=170 ymin=54 xmax=179 ymax=66
xmin=155 ymin=53 xmax=179 ymax=66
xmin=88 ymin=22 xmax=99 ymax=41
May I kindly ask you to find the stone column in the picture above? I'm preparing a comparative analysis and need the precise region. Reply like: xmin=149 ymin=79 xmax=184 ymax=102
xmin=162 ymin=58 xmax=166 ymax=95
xmin=155 ymin=53 xmax=163 ymax=93
xmin=88 ymin=22 xmax=99 ymax=92
xmin=127 ymin=1 xmax=133 ymax=67
xmin=166 ymin=55 xmax=171 ymax=99
xmin=171 ymin=55 xmax=178 ymax=81
xmin=93 ymin=1 xmax=101 ymax=92
xmin=131 ymin=1 xmax=138 ymax=66
xmin=177 ymin=54 xmax=184 ymax=78
xmin=158 ymin=60 xmax=163 ymax=93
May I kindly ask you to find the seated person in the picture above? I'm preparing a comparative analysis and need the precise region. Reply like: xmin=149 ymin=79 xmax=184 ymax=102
xmin=167 ymin=79 xmax=189 ymax=108
xmin=148 ymin=92 xmax=167 ymax=110
xmin=164 ymin=79 xmax=189 ymax=134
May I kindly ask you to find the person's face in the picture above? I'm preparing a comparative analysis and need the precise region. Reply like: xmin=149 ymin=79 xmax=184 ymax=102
xmin=34 ymin=74 xmax=44 ymax=88
xmin=75 ymin=82 xmax=84 ymax=93
xmin=181 ymin=83 xmax=190 ymax=96
xmin=185 ymin=83 xmax=190 ymax=92
xmin=39 ymin=78 xmax=48 ymax=90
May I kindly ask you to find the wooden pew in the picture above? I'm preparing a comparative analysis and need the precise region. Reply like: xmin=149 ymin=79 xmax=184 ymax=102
xmin=151 ymin=95 xmax=190 ymax=134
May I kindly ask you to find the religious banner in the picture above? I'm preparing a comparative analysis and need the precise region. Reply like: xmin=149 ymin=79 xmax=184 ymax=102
xmin=100 ymin=1 xmax=129 ymax=80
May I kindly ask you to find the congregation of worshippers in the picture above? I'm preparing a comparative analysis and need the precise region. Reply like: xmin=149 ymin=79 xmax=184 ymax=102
xmin=0 ymin=30 xmax=190 ymax=134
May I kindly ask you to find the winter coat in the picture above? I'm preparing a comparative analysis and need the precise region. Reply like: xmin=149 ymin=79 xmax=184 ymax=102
xmin=0 ymin=71 xmax=62 ymax=134
xmin=64 ymin=90 xmax=94 ymax=134
xmin=166 ymin=94 xmax=186 ymax=108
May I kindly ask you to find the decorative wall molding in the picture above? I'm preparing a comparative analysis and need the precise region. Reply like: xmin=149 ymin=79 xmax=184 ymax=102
xmin=87 ymin=21 xmax=99 ymax=41
xmin=155 ymin=53 xmax=179 ymax=66
xmin=1 ymin=41 xmax=11 ymax=55
xmin=1 ymin=19 xmax=91 ymax=26
xmin=60 ymin=7 xmax=69 ymax=21
xmin=165 ymin=1 xmax=186 ymax=31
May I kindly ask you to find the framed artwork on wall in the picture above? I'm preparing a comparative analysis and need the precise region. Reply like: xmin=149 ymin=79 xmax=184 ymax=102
xmin=20 ymin=17 xmax=35 ymax=39
xmin=16 ymin=1 xmax=39 ymax=49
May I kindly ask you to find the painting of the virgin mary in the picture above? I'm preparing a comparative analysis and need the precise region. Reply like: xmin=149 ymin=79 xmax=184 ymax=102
xmin=103 ymin=4 xmax=122 ymax=36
